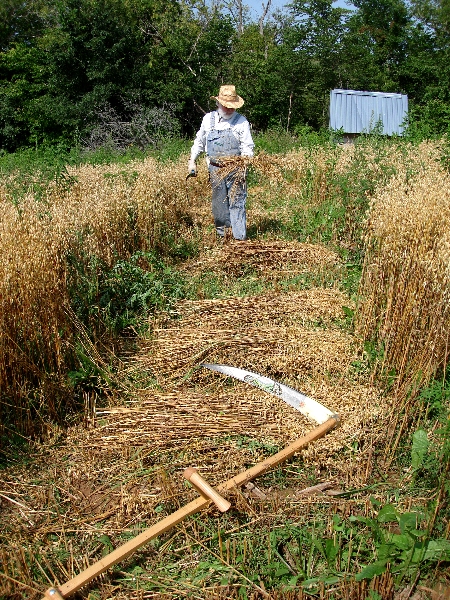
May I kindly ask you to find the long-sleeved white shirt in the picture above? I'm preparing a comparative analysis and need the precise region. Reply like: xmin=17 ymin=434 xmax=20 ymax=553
xmin=190 ymin=111 xmax=254 ymax=161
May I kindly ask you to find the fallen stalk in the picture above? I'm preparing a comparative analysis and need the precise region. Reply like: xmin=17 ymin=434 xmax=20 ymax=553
xmin=42 ymin=416 xmax=338 ymax=599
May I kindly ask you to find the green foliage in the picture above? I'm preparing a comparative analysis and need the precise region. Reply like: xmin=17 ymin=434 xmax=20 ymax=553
xmin=406 ymin=98 xmax=450 ymax=140
xmin=407 ymin=373 xmax=450 ymax=496
xmin=254 ymin=128 xmax=302 ymax=154
xmin=153 ymin=222 xmax=202 ymax=262
xmin=0 ymin=144 xmax=80 ymax=204
xmin=353 ymin=502 xmax=450 ymax=583
xmin=0 ymin=0 xmax=49 ymax=52
xmin=147 ymin=137 xmax=192 ymax=163
xmin=411 ymin=429 xmax=429 ymax=470
xmin=66 ymin=340 xmax=116 ymax=400
xmin=294 ymin=125 xmax=334 ymax=147
xmin=0 ymin=139 xmax=192 ymax=204
xmin=277 ymin=136 xmax=400 ymax=259
xmin=185 ymin=270 xmax=272 ymax=300
xmin=286 ymin=0 xmax=349 ymax=128
xmin=75 ymin=144 xmax=148 ymax=166
xmin=254 ymin=126 xmax=332 ymax=154
xmin=0 ymin=0 xmax=236 ymax=150
xmin=1 ymin=0 xmax=450 ymax=148
xmin=112 ymin=500 xmax=450 ymax=596
xmin=67 ymin=250 xmax=186 ymax=334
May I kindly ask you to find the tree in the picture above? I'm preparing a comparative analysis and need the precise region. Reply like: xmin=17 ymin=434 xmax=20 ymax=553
xmin=410 ymin=0 xmax=450 ymax=38
xmin=0 ymin=0 xmax=52 ymax=51
xmin=283 ymin=0 xmax=349 ymax=127
xmin=338 ymin=0 xmax=414 ymax=94
xmin=406 ymin=0 xmax=450 ymax=134
xmin=0 ymin=0 xmax=236 ymax=149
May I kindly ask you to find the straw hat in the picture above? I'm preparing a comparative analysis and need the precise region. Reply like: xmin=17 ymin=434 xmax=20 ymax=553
xmin=211 ymin=85 xmax=244 ymax=109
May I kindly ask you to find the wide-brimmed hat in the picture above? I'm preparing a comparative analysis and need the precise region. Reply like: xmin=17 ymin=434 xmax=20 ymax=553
xmin=211 ymin=85 xmax=244 ymax=109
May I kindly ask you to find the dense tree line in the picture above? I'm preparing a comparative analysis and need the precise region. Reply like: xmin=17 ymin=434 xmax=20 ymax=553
xmin=0 ymin=0 xmax=449 ymax=152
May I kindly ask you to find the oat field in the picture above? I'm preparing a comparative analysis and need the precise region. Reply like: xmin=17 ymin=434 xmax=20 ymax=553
xmin=1 ymin=138 xmax=449 ymax=599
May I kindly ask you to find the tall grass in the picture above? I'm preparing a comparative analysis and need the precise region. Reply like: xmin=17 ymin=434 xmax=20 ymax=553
xmin=355 ymin=140 xmax=450 ymax=422
xmin=2 ymin=136 xmax=449 ymax=445
xmin=0 ymin=157 xmax=209 ymax=440
xmin=2 ymin=136 xmax=450 ymax=598
xmin=0 ymin=198 xmax=71 ymax=437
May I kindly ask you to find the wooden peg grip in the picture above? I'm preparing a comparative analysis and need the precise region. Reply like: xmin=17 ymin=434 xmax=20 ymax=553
xmin=183 ymin=467 xmax=231 ymax=512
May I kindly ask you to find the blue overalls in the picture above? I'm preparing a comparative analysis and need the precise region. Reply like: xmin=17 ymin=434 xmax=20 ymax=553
xmin=207 ymin=111 xmax=247 ymax=240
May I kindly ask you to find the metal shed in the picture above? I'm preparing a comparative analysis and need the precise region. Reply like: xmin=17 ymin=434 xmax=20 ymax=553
xmin=329 ymin=89 xmax=408 ymax=137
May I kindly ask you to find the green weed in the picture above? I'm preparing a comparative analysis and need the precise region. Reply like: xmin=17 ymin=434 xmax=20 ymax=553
xmin=184 ymin=271 xmax=273 ymax=301
xmin=405 ymin=373 xmax=450 ymax=499
xmin=254 ymin=126 xmax=332 ymax=154
xmin=254 ymin=127 xmax=303 ymax=154
xmin=67 ymin=250 xmax=187 ymax=335
xmin=0 ymin=144 xmax=79 ymax=204
xmin=109 ymin=498 xmax=449 ymax=597
xmin=352 ymin=501 xmax=450 ymax=585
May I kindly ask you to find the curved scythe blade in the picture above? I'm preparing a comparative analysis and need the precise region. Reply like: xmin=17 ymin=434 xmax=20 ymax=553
xmin=201 ymin=363 xmax=338 ymax=425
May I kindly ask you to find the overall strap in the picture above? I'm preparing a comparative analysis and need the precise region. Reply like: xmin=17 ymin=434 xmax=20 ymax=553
xmin=229 ymin=111 xmax=240 ymax=126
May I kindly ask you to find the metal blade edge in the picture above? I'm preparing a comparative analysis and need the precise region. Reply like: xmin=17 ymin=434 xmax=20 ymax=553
xmin=201 ymin=363 xmax=338 ymax=425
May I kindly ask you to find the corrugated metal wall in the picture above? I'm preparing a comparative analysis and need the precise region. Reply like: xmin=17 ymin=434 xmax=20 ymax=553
xmin=329 ymin=89 xmax=408 ymax=135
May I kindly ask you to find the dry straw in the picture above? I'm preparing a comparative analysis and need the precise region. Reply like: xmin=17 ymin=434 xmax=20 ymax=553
xmin=182 ymin=239 xmax=341 ymax=281
xmin=213 ymin=149 xmax=334 ymax=208
xmin=1 ymin=142 xmax=444 ymax=598
xmin=213 ymin=153 xmax=286 ymax=186
xmin=0 ymin=276 xmax=386 ymax=598
xmin=2 ymin=141 xmax=442 ymax=416
xmin=1 ymin=140 xmax=415 ymax=435
xmin=133 ymin=280 xmax=383 ymax=471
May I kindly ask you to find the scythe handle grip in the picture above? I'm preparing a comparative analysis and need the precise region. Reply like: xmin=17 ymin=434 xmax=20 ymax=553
xmin=183 ymin=467 xmax=231 ymax=512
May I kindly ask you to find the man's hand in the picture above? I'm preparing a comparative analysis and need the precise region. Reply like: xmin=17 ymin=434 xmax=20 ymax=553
xmin=188 ymin=158 xmax=197 ymax=177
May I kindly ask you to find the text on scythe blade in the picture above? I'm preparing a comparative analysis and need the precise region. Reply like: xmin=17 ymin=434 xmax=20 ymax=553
xmin=243 ymin=375 xmax=283 ymax=397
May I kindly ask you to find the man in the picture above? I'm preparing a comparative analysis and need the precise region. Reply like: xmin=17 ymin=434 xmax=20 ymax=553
xmin=188 ymin=85 xmax=254 ymax=241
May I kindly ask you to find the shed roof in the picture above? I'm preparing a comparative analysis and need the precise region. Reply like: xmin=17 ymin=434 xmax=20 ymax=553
xmin=329 ymin=89 xmax=408 ymax=135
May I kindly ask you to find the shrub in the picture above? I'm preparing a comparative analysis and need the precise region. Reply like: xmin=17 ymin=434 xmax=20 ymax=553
xmin=68 ymin=250 xmax=186 ymax=334
xmin=83 ymin=102 xmax=181 ymax=152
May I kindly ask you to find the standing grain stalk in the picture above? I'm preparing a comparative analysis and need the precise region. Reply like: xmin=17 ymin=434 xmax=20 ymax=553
xmin=0 ymin=158 xmax=207 ymax=436
xmin=356 ymin=141 xmax=450 ymax=405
